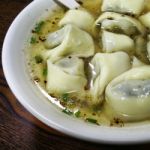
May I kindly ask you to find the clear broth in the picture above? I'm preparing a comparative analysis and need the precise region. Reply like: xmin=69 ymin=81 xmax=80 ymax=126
xmin=27 ymin=0 xmax=150 ymax=127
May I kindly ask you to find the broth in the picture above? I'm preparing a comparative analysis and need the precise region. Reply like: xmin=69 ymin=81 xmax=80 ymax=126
xmin=27 ymin=0 xmax=150 ymax=127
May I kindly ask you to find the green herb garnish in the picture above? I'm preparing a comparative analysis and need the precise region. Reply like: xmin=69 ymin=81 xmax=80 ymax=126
xmin=43 ymin=68 xmax=47 ymax=76
xmin=86 ymin=118 xmax=98 ymax=125
xmin=62 ymin=109 xmax=73 ymax=116
xmin=34 ymin=21 xmax=45 ymax=33
xmin=30 ymin=37 xmax=37 ymax=44
xmin=75 ymin=111 xmax=81 ymax=118
xmin=62 ymin=93 xmax=69 ymax=102
xmin=35 ymin=55 xmax=43 ymax=64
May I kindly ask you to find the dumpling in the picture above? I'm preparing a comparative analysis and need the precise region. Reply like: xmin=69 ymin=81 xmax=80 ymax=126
xmin=102 ymin=0 xmax=145 ymax=16
xmin=90 ymin=52 xmax=131 ymax=104
xmin=43 ymin=24 xmax=95 ymax=62
xmin=139 ymin=12 xmax=150 ymax=29
xmin=46 ymin=56 xmax=87 ymax=94
xmin=102 ymin=30 xmax=134 ymax=53
xmin=105 ymin=66 xmax=150 ymax=121
xmin=132 ymin=56 xmax=145 ymax=68
xmin=59 ymin=9 xmax=95 ymax=32
xmin=94 ymin=12 xmax=146 ymax=36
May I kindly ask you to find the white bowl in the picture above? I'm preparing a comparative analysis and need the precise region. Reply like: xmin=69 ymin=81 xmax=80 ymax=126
xmin=2 ymin=0 xmax=150 ymax=144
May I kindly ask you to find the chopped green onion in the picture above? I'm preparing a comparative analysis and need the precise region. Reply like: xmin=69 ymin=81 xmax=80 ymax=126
xmin=62 ymin=109 xmax=73 ymax=115
xmin=30 ymin=37 xmax=37 ymax=44
xmin=62 ymin=93 xmax=69 ymax=102
xmin=86 ymin=118 xmax=98 ymax=125
xmin=34 ymin=21 xmax=45 ymax=33
xmin=43 ymin=68 xmax=47 ymax=76
xmin=75 ymin=111 xmax=81 ymax=118
xmin=35 ymin=55 xmax=43 ymax=64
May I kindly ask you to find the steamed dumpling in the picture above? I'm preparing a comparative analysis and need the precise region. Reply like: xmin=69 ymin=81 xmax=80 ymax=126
xmin=106 ymin=66 xmax=150 ymax=121
xmin=59 ymin=9 xmax=95 ymax=32
xmin=90 ymin=52 xmax=131 ymax=103
xmin=94 ymin=12 xmax=146 ymax=36
xmin=43 ymin=24 xmax=95 ymax=62
xmin=102 ymin=0 xmax=145 ymax=16
xmin=102 ymin=30 xmax=134 ymax=53
xmin=46 ymin=56 xmax=87 ymax=94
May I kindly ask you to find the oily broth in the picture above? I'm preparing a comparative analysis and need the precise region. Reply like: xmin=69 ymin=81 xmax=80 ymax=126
xmin=27 ymin=7 xmax=66 ymax=88
xmin=27 ymin=0 xmax=150 ymax=127
xmin=77 ymin=0 xmax=102 ymax=17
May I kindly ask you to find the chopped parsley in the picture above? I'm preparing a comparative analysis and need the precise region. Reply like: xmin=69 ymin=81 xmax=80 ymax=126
xmin=35 ymin=55 xmax=43 ymax=64
xmin=86 ymin=118 xmax=99 ymax=125
xmin=74 ymin=111 xmax=81 ymax=118
xmin=34 ymin=21 xmax=45 ymax=34
xmin=62 ymin=93 xmax=69 ymax=102
xmin=62 ymin=109 xmax=73 ymax=115
xmin=30 ymin=37 xmax=37 ymax=44
xmin=43 ymin=67 xmax=47 ymax=76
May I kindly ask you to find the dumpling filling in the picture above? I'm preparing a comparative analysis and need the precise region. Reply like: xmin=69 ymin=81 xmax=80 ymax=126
xmin=112 ymin=80 xmax=150 ymax=100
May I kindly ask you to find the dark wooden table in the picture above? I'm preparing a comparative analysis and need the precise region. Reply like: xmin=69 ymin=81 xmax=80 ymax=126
xmin=1 ymin=1 xmax=150 ymax=149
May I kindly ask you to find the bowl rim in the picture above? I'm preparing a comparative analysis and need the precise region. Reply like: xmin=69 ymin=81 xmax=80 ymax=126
xmin=2 ymin=0 xmax=150 ymax=144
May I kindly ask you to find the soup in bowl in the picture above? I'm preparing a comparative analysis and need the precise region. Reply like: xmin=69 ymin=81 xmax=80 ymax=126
xmin=2 ymin=0 xmax=150 ymax=143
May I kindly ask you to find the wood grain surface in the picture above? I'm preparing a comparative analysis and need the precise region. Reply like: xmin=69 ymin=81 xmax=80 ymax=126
xmin=1 ymin=0 xmax=150 ymax=149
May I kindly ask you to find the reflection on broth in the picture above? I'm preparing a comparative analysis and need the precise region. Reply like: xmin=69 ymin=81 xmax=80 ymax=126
xmin=27 ymin=0 xmax=150 ymax=127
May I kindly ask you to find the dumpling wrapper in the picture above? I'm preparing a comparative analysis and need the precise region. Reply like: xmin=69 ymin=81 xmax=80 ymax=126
xmin=90 ymin=52 xmax=131 ymax=104
xmin=139 ymin=12 xmax=150 ymax=29
xmin=102 ymin=30 xmax=134 ymax=53
xmin=102 ymin=0 xmax=145 ymax=16
xmin=94 ymin=12 xmax=146 ymax=36
xmin=59 ymin=9 xmax=95 ymax=32
xmin=43 ymin=24 xmax=95 ymax=62
xmin=106 ymin=66 xmax=150 ymax=121
xmin=46 ymin=57 xmax=87 ymax=94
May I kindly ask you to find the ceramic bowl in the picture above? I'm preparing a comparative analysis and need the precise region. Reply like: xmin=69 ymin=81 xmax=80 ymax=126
xmin=2 ymin=0 xmax=150 ymax=144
